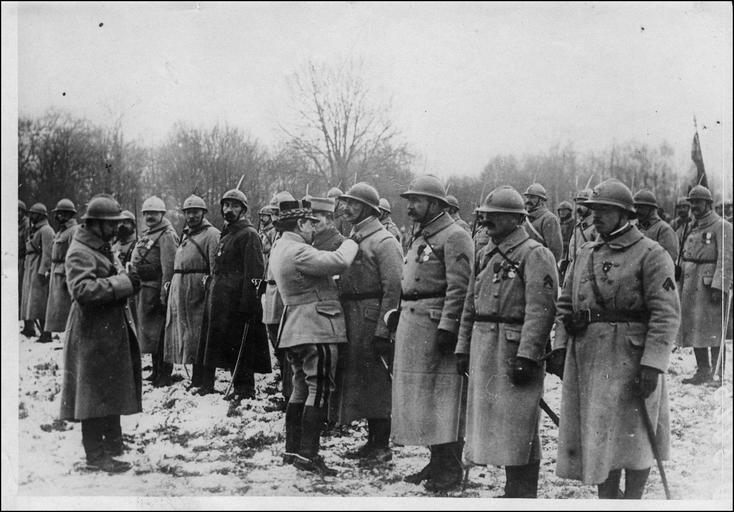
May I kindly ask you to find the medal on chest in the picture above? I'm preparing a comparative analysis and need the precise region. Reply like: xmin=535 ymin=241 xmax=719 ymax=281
xmin=703 ymin=232 xmax=712 ymax=244
xmin=602 ymin=261 xmax=613 ymax=274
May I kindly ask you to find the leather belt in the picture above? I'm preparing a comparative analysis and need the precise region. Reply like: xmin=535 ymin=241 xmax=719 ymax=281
xmin=401 ymin=289 xmax=446 ymax=301
xmin=174 ymin=269 xmax=209 ymax=274
xmin=681 ymin=257 xmax=717 ymax=263
xmin=575 ymin=309 xmax=650 ymax=324
xmin=473 ymin=314 xmax=524 ymax=324
xmin=51 ymin=259 xmax=66 ymax=264
xmin=340 ymin=291 xmax=383 ymax=301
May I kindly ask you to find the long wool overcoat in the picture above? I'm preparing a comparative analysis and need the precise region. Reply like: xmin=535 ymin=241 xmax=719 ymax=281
xmin=638 ymin=213 xmax=679 ymax=264
xmin=457 ymin=226 xmax=556 ymax=466
xmin=333 ymin=216 xmax=402 ymax=424
xmin=525 ymin=206 xmax=564 ymax=263
xmin=163 ymin=219 xmax=220 ymax=364
xmin=199 ymin=218 xmax=271 ymax=374
xmin=44 ymin=219 xmax=79 ymax=331
xmin=392 ymin=212 xmax=473 ymax=446
xmin=677 ymin=211 xmax=732 ymax=348
xmin=554 ymin=225 xmax=680 ymax=484
xmin=18 ymin=216 xmax=30 ymax=313
xmin=130 ymin=218 xmax=178 ymax=353
xmin=22 ymin=218 xmax=55 ymax=322
xmin=59 ymin=226 xmax=141 ymax=421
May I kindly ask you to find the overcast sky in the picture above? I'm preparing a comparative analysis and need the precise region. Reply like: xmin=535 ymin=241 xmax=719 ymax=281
xmin=8 ymin=1 xmax=733 ymax=191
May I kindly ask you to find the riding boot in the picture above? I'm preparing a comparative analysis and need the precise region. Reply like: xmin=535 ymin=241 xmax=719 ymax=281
xmin=504 ymin=460 xmax=540 ymax=498
xmin=21 ymin=320 xmax=37 ymax=337
xmin=623 ymin=468 xmax=650 ymax=499
xmin=293 ymin=405 xmax=336 ymax=476
xmin=344 ymin=420 xmax=375 ymax=459
xmin=597 ymin=469 xmax=622 ymax=499
xmin=404 ymin=446 xmax=436 ymax=484
xmin=424 ymin=441 xmax=463 ymax=492
xmin=369 ymin=418 xmax=392 ymax=462
xmin=102 ymin=415 xmax=124 ymax=455
xmin=683 ymin=348 xmax=712 ymax=384
xmin=37 ymin=331 xmax=53 ymax=343
xmin=283 ymin=402 xmax=305 ymax=464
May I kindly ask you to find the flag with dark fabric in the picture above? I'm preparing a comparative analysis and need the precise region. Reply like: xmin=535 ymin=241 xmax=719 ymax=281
xmin=691 ymin=130 xmax=708 ymax=188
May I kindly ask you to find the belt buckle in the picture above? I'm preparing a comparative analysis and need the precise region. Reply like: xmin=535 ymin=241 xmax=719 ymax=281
xmin=577 ymin=309 xmax=591 ymax=323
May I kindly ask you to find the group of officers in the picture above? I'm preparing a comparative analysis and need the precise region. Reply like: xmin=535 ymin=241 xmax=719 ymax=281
xmin=17 ymin=173 xmax=731 ymax=498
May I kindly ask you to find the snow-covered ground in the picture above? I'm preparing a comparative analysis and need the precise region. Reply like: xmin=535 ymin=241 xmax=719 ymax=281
xmin=7 ymin=328 xmax=733 ymax=507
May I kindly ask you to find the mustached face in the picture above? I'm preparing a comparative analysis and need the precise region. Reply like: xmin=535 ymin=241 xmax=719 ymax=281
xmin=688 ymin=199 xmax=710 ymax=219
xmin=591 ymin=204 xmax=625 ymax=235
xmin=185 ymin=208 xmax=205 ymax=228
xmin=222 ymin=200 xmax=244 ymax=223
xmin=143 ymin=211 xmax=163 ymax=227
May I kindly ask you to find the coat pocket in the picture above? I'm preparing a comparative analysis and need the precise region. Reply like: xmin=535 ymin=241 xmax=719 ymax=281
xmin=702 ymin=275 xmax=713 ymax=287
xmin=363 ymin=304 xmax=380 ymax=324
xmin=315 ymin=300 xmax=343 ymax=318
xmin=427 ymin=307 xmax=442 ymax=323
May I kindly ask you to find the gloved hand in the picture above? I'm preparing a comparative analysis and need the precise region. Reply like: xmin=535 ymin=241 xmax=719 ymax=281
xmin=456 ymin=353 xmax=469 ymax=376
xmin=636 ymin=365 xmax=661 ymax=399
xmin=711 ymin=289 xmax=722 ymax=304
xmin=384 ymin=309 xmax=400 ymax=332
xmin=372 ymin=335 xmax=393 ymax=361
xmin=436 ymin=329 xmax=458 ymax=355
xmin=545 ymin=348 xmax=566 ymax=379
xmin=127 ymin=271 xmax=141 ymax=293
xmin=512 ymin=357 xmax=539 ymax=386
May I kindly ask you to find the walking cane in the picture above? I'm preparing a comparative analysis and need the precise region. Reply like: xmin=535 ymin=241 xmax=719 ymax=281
xmin=712 ymin=290 xmax=733 ymax=383
xmin=637 ymin=394 xmax=672 ymax=500
xmin=224 ymin=322 xmax=250 ymax=400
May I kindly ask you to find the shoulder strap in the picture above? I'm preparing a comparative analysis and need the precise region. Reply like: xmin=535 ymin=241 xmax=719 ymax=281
xmin=525 ymin=218 xmax=547 ymax=247
xmin=586 ymin=246 xmax=605 ymax=308
xmin=138 ymin=229 xmax=167 ymax=264
xmin=185 ymin=231 xmax=212 ymax=271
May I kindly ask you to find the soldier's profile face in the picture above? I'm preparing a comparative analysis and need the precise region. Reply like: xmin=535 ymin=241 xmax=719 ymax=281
xmin=406 ymin=195 xmax=430 ymax=221
xmin=575 ymin=204 xmax=589 ymax=217
xmin=524 ymin=195 xmax=540 ymax=210
xmin=689 ymin=198 xmax=710 ymax=219
xmin=635 ymin=205 xmax=655 ymax=220
xmin=184 ymin=208 xmax=205 ymax=227
xmin=591 ymin=204 xmax=625 ymax=235
xmin=99 ymin=220 xmax=118 ymax=241
xmin=298 ymin=218 xmax=315 ymax=243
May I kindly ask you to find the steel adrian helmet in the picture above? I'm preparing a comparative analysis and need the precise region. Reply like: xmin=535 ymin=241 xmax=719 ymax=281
xmin=445 ymin=194 xmax=460 ymax=210
xmin=379 ymin=198 xmax=391 ymax=214
xmin=476 ymin=186 xmax=527 ymax=215
xmin=633 ymin=189 xmax=658 ymax=208
xmin=141 ymin=196 xmax=166 ymax=213
xmin=52 ymin=198 xmax=77 ymax=213
xmin=182 ymin=194 xmax=207 ymax=212
xmin=327 ymin=187 xmax=344 ymax=199
xmin=28 ymin=203 xmax=48 ymax=217
xmin=687 ymin=185 xmax=713 ymax=203
xmin=82 ymin=194 xmax=125 ymax=221
xmin=341 ymin=182 xmax=381 ymax=214
xmin=120 ymin=210 xmax=136 ymax=222
xmin=557 ymin=201 xmax=573 ymax=211
xmin=524 ymin=183 xmax=548 ymax=201
xmin=269 ymin=191 xmax=295 ymax=214
xmin=583 ymin=179 xmax=635 ymax=213
xmin=400 ymin=175 xmax=449 ymax=204
xmin=574 ymin=188 xmax=593 ymax=202
xmin=220 ymin=189 xmax=248 ymax=210
xmin=675 ymin=196 xmax=690 ymax=208
xmin=259 ymin=205 xmax=275 ymax=216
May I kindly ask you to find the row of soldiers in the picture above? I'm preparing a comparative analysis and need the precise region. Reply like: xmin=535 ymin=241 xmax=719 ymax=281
xmin=18 ymin=175 xmax=731 ymax=497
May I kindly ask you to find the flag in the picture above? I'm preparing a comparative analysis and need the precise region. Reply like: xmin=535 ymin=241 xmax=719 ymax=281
xmin=691 ymin=130 xmax=708 ymax=188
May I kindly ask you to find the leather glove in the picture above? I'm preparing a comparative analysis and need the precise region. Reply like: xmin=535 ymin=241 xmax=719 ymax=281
xmin=512 ymin=357 xmax=539 ymax=386
xmin=456 ymin=353 xmax=469 ymax=376
xmin=127 ymin=271 xmax=141 ymax=293
xmin=635 ymin=365 xmax=660 ymax=399
xmin=711 ymin=289 xmax=722 ymax=304
xmin=545 ymin=348 xmax=566 ymax=380
xmin=384 ymin=308 xmax=400 ymax=333
xmin=371 ymin=335 xmax=393 ymax=361
xmin=436 ymin=329 xmax=458 ymax=356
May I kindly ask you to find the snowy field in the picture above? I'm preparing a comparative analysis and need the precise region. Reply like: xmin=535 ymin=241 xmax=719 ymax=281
xmin=6 ymin=328 xmax=733 ymax=508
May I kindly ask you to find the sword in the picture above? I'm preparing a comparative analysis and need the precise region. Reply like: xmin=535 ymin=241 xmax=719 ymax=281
xmin=224 ymin=322 xmax=250 ymax=400
xmin=638 ymin=394 xmax=672 ymax=499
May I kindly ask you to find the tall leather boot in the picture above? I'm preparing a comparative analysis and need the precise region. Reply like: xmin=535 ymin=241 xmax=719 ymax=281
xmin=683 ymin=348 xmax=712 ymax=384
xmin=370 ymin=418 xmax=392 ymax=463
xmin=623 ymin=468 xmax=650 ymax=499
xmin=293 ymin=405 xmax=337 ymax=476
xmin=425 ymin=441 xmax=463 ymax=492
xmin=344 ymin=420 xmax=375 ymax=459
xmin=283 ymin=402 xmax=305 ymax=464
xmin=503 ymin=460 xmax=540 ymax=498
xmin=21 ymin=320 xmax=37 ymax=337
xmin=82 ymin=416 xmax=131 ymax=473
xmin=597 ymin=469 xmax=622 ymax=499
xmin=102 ymin=415 xmax=125 ymax=456
xmin=404 ymin=446 xmax=436 ymax=484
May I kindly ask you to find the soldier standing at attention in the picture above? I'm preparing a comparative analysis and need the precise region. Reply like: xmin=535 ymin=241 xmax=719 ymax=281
xmin=445 ymin=194 xmax=472 ymax=234
xmin=60 ymin=194 xmax=142 ymax=473
xmin=21 ymin=203 xmax=55 ymax=342
xmin=392 ymin=175 xmax=473 ymax=492
xmin=270 ymin=198 xmax=359 ymax=476
xmin=523 ymin=183 xmax=564 ymax=264
xmin=677 ymin=185 xmax=732 ymax=385
xmin=164 ymin=195 xmax=220 ymax=374
xmin=333 ymin=183 xmax=402 ymax=463
xmin=112 ymin=210 xmax=139 ymax=324
xmin=456 ymin=186 xmax=557 ymax=498
xmin=671 ymin=196 xmax=693 ymax=233
xmin=567 ymin=188 xmax=597 ymax=265
xmin=557 ymin=200 xmax=574 ymax=283
xmin=44 ymin=199 xmax=80 ymax=336
xmin=19 ymin=200 xmax=30 ymax=320
xmin=551 ymin=179 xmax=680 ymax=499
xmin=130 ymin=196 xmax=179 ymax=387
xmin=378 ymin=198 xmax=403 ymax=244
xmin=633 ymin=190 xmax=679 ymax=263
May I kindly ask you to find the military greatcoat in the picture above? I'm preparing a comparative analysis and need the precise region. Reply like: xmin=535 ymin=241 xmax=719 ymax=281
xmin=677 ymin=211 xmax=732 ymax=348
xmin=130 ymin=218 xmax=178 ymax=353
xmin=525 ymin=205 xmax=564 ymax=263
xmin=22 ymin=218 xmax=55 ymax=322
xmin=638 ymin=212 xmax=679 ymax=263
xmin=59 ymin=226 xmax=141 ymax=421
xmin=567 ymin=216 xmax=597 ymax=263
xmin=164 ymin=219 xmax=220 ymax=364
xmin=392 ymin=212 xmax=473 ymax=446
xmin=333 ymin=216 xmax=403 ymax=424
xmin=554 ymin=224 xmax=680 ymax=484
xmin=44 ymin=218 xmax=79 ymax=331
xmin=457 ymin=226 xmax=556 ymax=466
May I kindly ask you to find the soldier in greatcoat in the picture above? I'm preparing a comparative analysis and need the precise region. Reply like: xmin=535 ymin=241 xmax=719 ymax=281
xmin=19 ymin=200 xmax=31 ymax=326
xmin=633 ymin=190 xmax=679 ymax=263
xmin=378 ymin=198 xmax=403 ymax=243
xmin=550 ymin=179 xmax=680 ymax=499
xmin=557 ymin=200 xmax=574 ymax=283
xmin=567 ymin=188 xmax=597 ymax=265
xmin=391 ymin=175 xmax=473 ymax=492
xmin=328 ymin=186 xmax=352 ymax=237
xmin=677 ymin=185 xmax=732 ymax=385
xmin=523 ymin=183 xmax=564 ymax=263
xmin=44 ymin=199 xmax=80 ymax=334
xmin=258 ymin=204 xmax=277 ymax=265
xmin=112 ymin=210 xmax=138 ymax=325
xmin=130 ymin=196 xmax=179 ymax=386
xmin=270 ymin=198 xmax=359 ymax=476
xmin=671 ymin=196 xmax=693 ymax=233
xmin=194 ymin=189 xmax=271 ymax=404
xmin=59 ymin=194 xmax=142 ymax=473
xmin=163 ymin=195 xmax=220 ymax=369
xmin=332 ymin=184 xmax=402 ymax=463
xmin=456 ymin=186 xmax=557 ymax=498
xmin=445 ymin=194 xmax=472 ymax=234
xmin=21 ymin=203 xmax=55 ymax=342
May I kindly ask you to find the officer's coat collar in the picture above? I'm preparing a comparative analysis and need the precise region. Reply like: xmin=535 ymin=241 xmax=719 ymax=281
xmin=488 ymin=225 xmax=530 ymax=254
xmin=693 ymin=210 xmax=718 ymax=230
xmin=350 ymin=216 xmax=382 ymax=242
xmin=527 ymin=205 xmax=550 ymax=221
xmin=419 ymin=211 xmax=453 ymax=238
xmin=590 ymin=224 xmax=644 ymax=250
xmin=142 ymin=217 xmax=173 ymax=236
xmin=182 ymin=218 xmax=212 ymax=238
xmin=222 ymin=217 xmax=253 ymax=235
xmin=59 ymin=218 xmax=78 ymax=231
xmin=74 ymin=224 xmax=108 ymax=252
